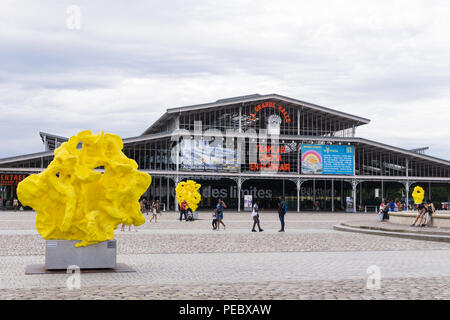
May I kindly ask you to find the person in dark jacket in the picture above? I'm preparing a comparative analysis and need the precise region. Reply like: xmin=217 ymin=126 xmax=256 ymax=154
xmin=278 ymin=196 xmax=287 ymax=232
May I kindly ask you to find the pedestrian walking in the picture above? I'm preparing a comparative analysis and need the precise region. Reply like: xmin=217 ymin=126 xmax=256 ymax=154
xmin=156 ymin=200 xmax=162 ymax=216
xmin=251 ymin=200 xmax=263 ymax=232
xmin=278 ymin=196 xmax=287 ymax=232
xmin=216 ymin=198 xmax=226 ymax=230
xmin=120 ymin=223 xmax=137 ymax=232
xmin=140 ymin=198 xmax=147 ymax=215
xmin=212 ymin=208 xmax=218 ymax=230
xmin=149 ymin=200 xmax=158 ymax=223
xmin=121 ymin=223 xmax=137 ymax=232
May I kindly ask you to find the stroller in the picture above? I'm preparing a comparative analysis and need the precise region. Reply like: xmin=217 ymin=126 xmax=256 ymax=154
xmin=186 ymin=208 xmax=194 ymax=221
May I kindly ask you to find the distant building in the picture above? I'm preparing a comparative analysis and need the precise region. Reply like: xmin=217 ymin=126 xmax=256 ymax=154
xmin=1 ymin=94 xmax=449 ymax=211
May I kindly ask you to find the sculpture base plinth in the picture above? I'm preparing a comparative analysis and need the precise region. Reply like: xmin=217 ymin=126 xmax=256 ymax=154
xmin=45 ymin=240 xmax=117 ymax=270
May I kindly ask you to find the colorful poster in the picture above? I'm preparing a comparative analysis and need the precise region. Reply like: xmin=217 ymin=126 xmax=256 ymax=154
xmin=180 ymin=139 xmax=238 ymax=171
xmin=244 ymin=195 xmax=253 ymax=211
xmin=301 ymin=144 xmax=354 ymax=175
xmin=301 ymin=145 xmax=323 ymax=174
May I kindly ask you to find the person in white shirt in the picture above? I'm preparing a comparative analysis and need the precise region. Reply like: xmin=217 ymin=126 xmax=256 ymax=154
xmin=251 ymin=200 xmax=264 ymax=232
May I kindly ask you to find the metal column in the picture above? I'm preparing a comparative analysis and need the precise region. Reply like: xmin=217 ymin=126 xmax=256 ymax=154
xmin=405 ymin=181 xmax=410 ymax=211
xmin=237 ymin=178 xmax=242 ymax=213
xmin=448 ymin=184 xmax=450 ymax=208
xmin=166 ymin=177 xmax=170 ymax=212
xmin=359 ymin=181 xmax=363 ymax=209
xmin=428 ymin=182 xmax=432 ymax=201
xmin=174 ymin=176 xmax=180 ymax=211
xmin=296 ymin=179 xmax=303 ymax=213
xmin=313 ymin=179 xmax=316 ymax=203
xmin=331 ymin=179 xmax=334 ymax=212
xmin=159 ymin=177 xmax=162 ymax=204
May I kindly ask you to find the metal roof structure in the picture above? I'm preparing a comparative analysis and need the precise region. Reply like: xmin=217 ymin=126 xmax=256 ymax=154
xmin=142 ymin=93 xmax=371 ymax=135
xmin=0 ymin=94 xmax=449 ymax=172
xmin=39 ymin=132 xmax=69 ymax=151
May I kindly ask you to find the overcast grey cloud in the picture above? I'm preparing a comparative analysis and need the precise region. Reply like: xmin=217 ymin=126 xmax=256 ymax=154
xmin=1 ymin=0 xmax=450 ymax=159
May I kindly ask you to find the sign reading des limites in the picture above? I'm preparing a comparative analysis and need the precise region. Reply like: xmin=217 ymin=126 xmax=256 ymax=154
xmin=0 ymin=174 xmax=28 ymax=186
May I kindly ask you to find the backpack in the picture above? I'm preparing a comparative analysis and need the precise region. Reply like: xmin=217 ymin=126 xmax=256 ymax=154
xmin=278 ymin=202 xmax=285 ymax=214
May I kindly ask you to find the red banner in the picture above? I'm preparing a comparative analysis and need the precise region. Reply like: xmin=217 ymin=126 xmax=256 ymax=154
xmin=0 ymin=174 xmax=27 ymax=186
xmin=250 ymin=145 xmax=291 ymax=172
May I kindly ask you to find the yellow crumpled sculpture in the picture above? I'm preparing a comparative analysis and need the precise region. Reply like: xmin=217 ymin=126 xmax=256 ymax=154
xmin=17 ymin=130 xmax=151 ymax=247
xmin=176 ymin=180 xmax=201 ymax=212
xmin=412 ymin=186 xmax=425 ymax=204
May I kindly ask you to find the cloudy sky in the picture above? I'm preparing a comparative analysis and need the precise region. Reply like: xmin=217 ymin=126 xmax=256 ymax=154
xmin=1 ymin=0 xmax=450 ymax=160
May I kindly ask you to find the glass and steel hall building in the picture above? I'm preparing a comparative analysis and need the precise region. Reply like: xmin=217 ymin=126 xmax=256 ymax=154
xmin=1 ymin=93 xmax=450 ymax=212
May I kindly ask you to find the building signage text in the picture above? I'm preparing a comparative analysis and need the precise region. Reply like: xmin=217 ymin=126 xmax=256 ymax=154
xmin=250 ymin=145 xmax=291 ymax=172
xmin=0 ymin=174 xmax=27 ymax=186
xmin=249 ymin=101 xmax=291 ymax=123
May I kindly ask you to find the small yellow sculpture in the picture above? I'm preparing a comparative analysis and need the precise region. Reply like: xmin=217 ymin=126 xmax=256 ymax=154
xmin=17 ymin=130 xmax=151 ymax=247
xmin=176 ymin=180 xmax=201 ymax=212
xmin=412 ymin=186 xmax=425 ymax=204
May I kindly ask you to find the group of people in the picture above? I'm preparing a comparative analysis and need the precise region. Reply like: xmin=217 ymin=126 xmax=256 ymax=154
xmin=378 ymin=198 xmax=436 ymax=227
xmin=0 ymin=197 xmax=19 ymax=211
xmin=378 ymin=199 xmax=408 ymax=221
xmin=205 ymin=196 xmax=287 ymax=232
xmin=120 ymin=198 xmax=162 ymax=232
xmin=179 ymin=200 xmax=195 ymax=221
xmin=411 ymin=200 xmax=435 ymax=227
xmin=211 ymin=199 xmax=226 ymax=230
xmin=141 ymin=198 xmax=161 ymax=223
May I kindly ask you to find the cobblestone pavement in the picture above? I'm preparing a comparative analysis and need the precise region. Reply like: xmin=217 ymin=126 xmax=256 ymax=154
xmin=1 ymin=210 xmax=449 ymax=299
xmin=2 ymin=277 xmax=450 ymax=300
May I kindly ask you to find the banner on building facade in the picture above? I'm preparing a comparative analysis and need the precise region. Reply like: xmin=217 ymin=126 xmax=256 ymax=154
xmin=301 ymin=144 xmax=354 ymax=175
xmin=180 ymin=139 xmax=239 ymax=171
xmin=0 ymin=174 xmax=28 ymax=186
xmin=244 ymin=195 xmax=253 ymax=211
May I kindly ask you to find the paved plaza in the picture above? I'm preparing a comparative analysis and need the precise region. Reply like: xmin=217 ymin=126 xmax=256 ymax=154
xmin=1 ymin=210 xmax=450 ymax=299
